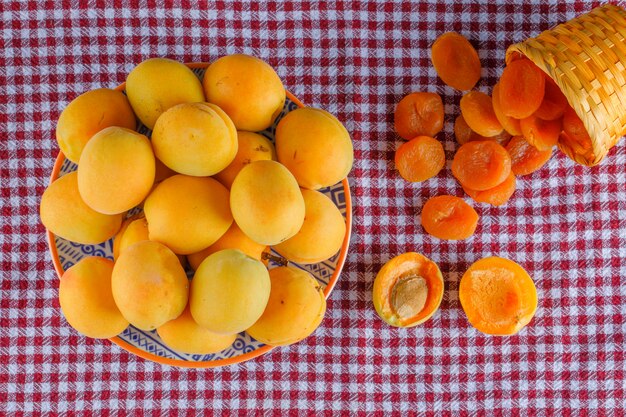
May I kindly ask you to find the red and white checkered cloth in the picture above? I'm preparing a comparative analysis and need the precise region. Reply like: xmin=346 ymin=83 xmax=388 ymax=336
xmin=2 ymin=1 xmax=626 ymax=415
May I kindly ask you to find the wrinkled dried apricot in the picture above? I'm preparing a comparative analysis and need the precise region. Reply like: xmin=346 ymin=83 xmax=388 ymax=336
xmin=499 ymin=58 xmax=545 ymax=119
xmin=534 ymin=76 xmax=568 ymax=121
xmin=395 ymin=136 xmax=445 ymax=182
xmin=451 ymin=141 xmax=511 ymax=191
xmin=520 ymin=115 xmax=562 ymax=151
xmin=491 ymin=83 xmax=522 ymax=136
xmin=460 ymin=91 xmax=503 ymax=138
xmin=394 ymin=92 xmax=444 ymax=140
xmin=431 ymin=32 xmax=481 ymax=91
xmin=455 ymin=115 xmax=511 ymax=146
xmin=463 ymin=172 xmax=516 ymax=207
xmin=459 ymin=256 xmax=537 ymax=336
xmin=372 ymin=252 xmax=445 ymax=327
xmin=505 ymin=135 xmax=552 ymax=176
xmin=562 ymin=106 xmax=593 ymax=156
xmin=421 ymin=195 xmax=479 ymax=240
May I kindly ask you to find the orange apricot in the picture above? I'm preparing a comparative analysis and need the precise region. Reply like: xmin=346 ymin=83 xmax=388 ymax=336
xmin=430 ymin=32 xmax=481 ymax=91
xmin=420 ymin=195 xmax=479 ymax=240
xmin=455 ymin=115 xmax=511 ymax=146
xmin=460 ymin=91 xmax=503 ymax=138
xmin=491 ymin=83 xmax=522 ymax=136
xmin=463 ymin=172 xmax=516 ymax=207
xmin=451 ymin=141 xmax=511 ymax=191
xmin=459 ymin=256 xmax=537 ymax=336
xmin=393 ymin=92 xmax=444 ymax=140
xmin=534 ymin=76 xmax=568 ymax=121
xmin=519 ymin=115 xmax=562 ymax=151
xmin=562 ymin=106 xmax=593 ymax=156
xmin=499 ymin=58 xmax=545 ymax=119
xmin=394 ymin=136 xmax=445 ymax=182
xmin=372 ymin=252 xmax=444 ymax=327
xmin=505 ymin=135 xmax=552 ymax=176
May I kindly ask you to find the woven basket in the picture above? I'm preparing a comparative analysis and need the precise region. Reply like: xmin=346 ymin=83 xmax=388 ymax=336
xmin=506 ymin=4 xmax=626 ymax=166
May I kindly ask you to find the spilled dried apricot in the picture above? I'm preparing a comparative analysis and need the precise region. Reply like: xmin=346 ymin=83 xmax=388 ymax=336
xmin=520 ymin=115 xmax=562 ymax=151
xmin=451 ymin=141 xmax=511 ymax=191
xmin=431 ymin=32 xmax=481 ymax=91
xmin=499 ymin=58 xmax=545 ymax=119
xmin=372 ymin=252 xmax=444 ymax=327
xmin=395 ymin=136 xmax=445 ymax=182
xmin=505 ymin=135 xmax=552 ymax=176
xmin=534 ymin=76 xmax=568 ymax=121
xmin=459 ymin=256 xmax=537 ymax=336
xmin=460 ymin=91 xmax=503 ymax=138
xmin=491 ymin=83 xmax=522 ymax=136
xmin=562 ymin=106 xmax=594 ymax=157
xmin=394 ymin=92 xmax=444 ymax=140
xmin=462 ymin=172 xmax=516 ymax=207
xmin=421 ymin=195 xmax=479 ymax=240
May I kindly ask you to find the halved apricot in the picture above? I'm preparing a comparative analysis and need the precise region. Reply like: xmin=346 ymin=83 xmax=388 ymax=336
xmin=372 ymin=252 xmax=444 ymax=327
xmin=394 ymin=92 xmax=444 ymax=140
xmin=491 ymin=83 xmax=522 ymax=136
xmin=462 ymin=172 xmax=516 ymax=207
xmin=505 ymin=135 xmax=552 ymax=176
xmin=534 ymin=76 xmax=568 ymax=121
xmin=562 ymin=106 xmax=593 ymax=156
xmin=451 ymin=141 xmax=511 ymax=191
xmin=460 ymin=91 xmax=503 ymax=138
xmin=499 ymin=58 xmax=545 ymax=119
xmin=519 ymin=114 xmax=562 ymax=151
xmin=455 ymin=114 xmax=511 ymax=146
xmin=430 ymin=32 xmax=481 ymax=91
xmin=421 ymin=195 xmax=479 ymax=240
xmin=459 ymin=256 xmax=537 ymax=336
xmin=395 ymin=136 xmax=445 ymax=182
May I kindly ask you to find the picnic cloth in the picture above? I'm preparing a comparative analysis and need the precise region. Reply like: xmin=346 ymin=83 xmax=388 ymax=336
xmin=2 ymin=0 xmax=625 ymax=414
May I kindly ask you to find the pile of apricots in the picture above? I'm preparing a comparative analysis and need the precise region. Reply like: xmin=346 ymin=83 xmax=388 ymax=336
xmin=41 ymin=54 xmax=353 ymax=354
xmin=372 ymin=32 xmax=590 ymax=335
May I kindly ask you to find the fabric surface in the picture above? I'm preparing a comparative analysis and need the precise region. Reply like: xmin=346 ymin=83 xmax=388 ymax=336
xmin=2 ymin=0 xmax=626 ymax=415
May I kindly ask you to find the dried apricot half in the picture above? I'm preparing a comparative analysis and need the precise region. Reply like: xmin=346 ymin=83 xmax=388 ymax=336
xmin=491 ymin=83 xmax=522 ymax=136
xmin=499 ymin=58 xmax=545 ymax=119
xmin=460 ymin=91 xmax=503 ymax=138
xmin=562 ymin=106 xmax=593 ymax=156
xmin=505 ymin=135 xmax=552 ymax=176
xmin=534 ymin=76 xmax=568 ymax=121
xmin=373 ymin=252 xmax=444 ymax=327
xmin=395 ymin=136 xmax=445 ymax=182
xmin=451 ymin=141 xmax=511 ymax=191
xmin=431 ymin=32 xmax=481 ymax=91
xmin=459 ymin=256 xmax=537 ymax=336
xmin=394 ymin=92 xmax=444 ymax=140
xmin=462 ymin=172 xmax=516 ymax=207
xmin=421 ymin=195 xmax=479 ymax=240
xmin=519 ymin=114 xmax=562 ymax=151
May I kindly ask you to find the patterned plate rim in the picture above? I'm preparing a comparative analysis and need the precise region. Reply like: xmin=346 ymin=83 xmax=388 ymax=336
xmin=46 ymin=63 xmax=353 ymax=368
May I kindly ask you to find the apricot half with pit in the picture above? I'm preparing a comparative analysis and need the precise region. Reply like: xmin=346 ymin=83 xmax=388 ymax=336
xmin=372 ymin=252 xmax=444 ymax=327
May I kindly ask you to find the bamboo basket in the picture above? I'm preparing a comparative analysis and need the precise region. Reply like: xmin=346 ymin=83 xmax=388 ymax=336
xmin=506 ymin=4 xmax=626 ymax=166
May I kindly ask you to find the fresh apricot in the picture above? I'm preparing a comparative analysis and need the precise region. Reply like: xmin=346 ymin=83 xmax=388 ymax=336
xmin=430 ymin=32 xmax=481 ymax=91
xmin=460 ymin=91 xmax=503 ymax=138
xmin=40 ymin=172 xmax=123 ymax=245
xmin=534 ymin=76 xmax=568 ymax=121
xmin=59 ymin=257 xmax=128 ymax=339
xmin=491 ymin=83 xmax=522 ymax=136
xmin=394 ymin=136 xmax=445 ymax=182
xmin=213 ymin=131 xmax=276 ymax=189
xmin=56 ymin=88 xmax=136 ymax=163
xmin=372 ymin=252 xmax=444 ymax=327
xmin=112 ymin=215 xmax=148 ymax=260
xmin=451 ymin=141 xmax=511 ymax=191
xmin=499 ymin=58 xmax=545 ymax=119
xmin=421 ymin=195 xmax=479 ymax=240
xmin=506 ymin=135 xmax=552 ymax=176
xmin=520 ymin=115 xmax=562 ymax=151
xmin=246 ymin=266 xmax=326 ymax=346
xmin=459 ymin=256 xmax=537 ymax=336
xmin=393 ymin=92 xmax=444 ymax=140
xmin=187 ymin=222 xmax=266 ymax=271
xmin=463 ymin=172 xmax=516 ymax=207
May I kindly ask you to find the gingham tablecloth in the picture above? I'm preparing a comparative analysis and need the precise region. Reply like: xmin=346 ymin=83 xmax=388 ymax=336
xmin=2 ymin=1 xmax=626 ymax=415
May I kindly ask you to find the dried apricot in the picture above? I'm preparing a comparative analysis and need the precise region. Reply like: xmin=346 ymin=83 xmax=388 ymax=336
xmin=421 ymin=195 xmax=479 ymax=240
xmin=431 ymin=32 xmax=481 ymax=91
xmin=372 ymin=252 xmax=444 ymax=327
xmin=394 ymin=92 xmax=444 ymax=140
xmin=562 ymin=106 xmax=593 ymax=156
xmin=463 ymin=172 xmax=516 ymax=207
xmin=395 ymin=136 xmax=445 ymax=182
xmin=499 ymin=58 xmax=545 ymax=119
xmin=459 ymin=256 xmax=537 ymax=336
xmin=519 ymin=114 xmax=562 ymax=151
xmin=460 ymin=91 xmax=503 ymax=138
xmin=505 ymin=135 xmax=552 ymax=176
xmin=491 ymin=83 xmax=522 ymax=136
xmin=534 ymin=76 xmax=568 ymax=121
xmin=451 ymin=141 xmax=511 ymax=191
xmin=455 ymin=115 xmax=511 ymax=146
